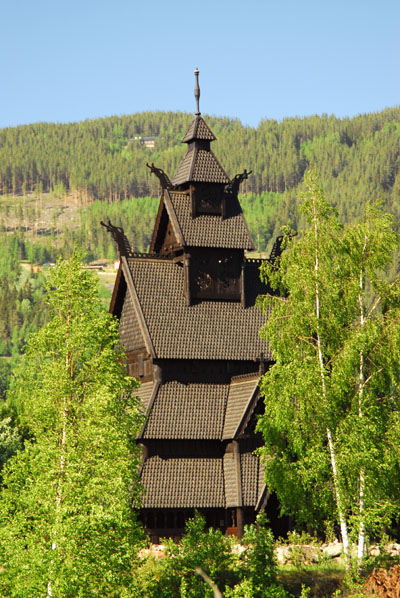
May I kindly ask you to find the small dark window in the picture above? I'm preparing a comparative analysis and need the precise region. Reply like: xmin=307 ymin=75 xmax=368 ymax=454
xmin=138 ymin=356 xmax=144 ymax=378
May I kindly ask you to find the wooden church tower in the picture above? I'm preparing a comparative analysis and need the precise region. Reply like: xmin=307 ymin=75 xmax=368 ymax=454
xmin=106 ymin=70 xmax=274 ymax=542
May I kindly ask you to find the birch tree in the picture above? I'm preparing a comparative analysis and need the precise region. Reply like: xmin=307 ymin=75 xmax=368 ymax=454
xmin=0 ymin=252 xmax=143 ymax=597
xmin=257 ymin=170 xmax=400 ymax=568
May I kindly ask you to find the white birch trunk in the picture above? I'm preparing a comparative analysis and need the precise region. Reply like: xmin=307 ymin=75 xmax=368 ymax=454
xmin=47 ymin=322 xmax=70 ymax=597
xmin=357 ymin=236 xmax=367 ymax=566
xmin=311 ymin=198 xmax=350 ymax=566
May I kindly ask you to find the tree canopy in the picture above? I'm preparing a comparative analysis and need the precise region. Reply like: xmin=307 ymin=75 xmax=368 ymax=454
xmin=257 ymin=170 xmax=400 ymax=567
xmin=0 ymin=252 xmax=143 ymax=597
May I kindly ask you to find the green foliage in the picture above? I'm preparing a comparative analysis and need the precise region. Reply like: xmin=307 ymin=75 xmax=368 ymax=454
xmin=0 ymin=239 xmax=49 ymax=372
xmin=257 ymin=170 xmax=400 ymax=561
xmin=240 ymin=514 xmax=278 ymax=591
xmin=132 ymin=512 xmax=236 ymax=598
xmin=0 ymin=416 xmax=22 ymax=477
xmin=132 ymin=512 xmax=292 ymax=598
xmin=225 ymin=579 xmax=292 ymax=598
xmin=83 ymin=195 xmax=159 ymax=254
xmin=224 ymin=514 xmax=293 ymax=598
xmin=0 ymin=252 xmax=143 ymax=597
xmin=0 ymin=359 xmax=12 ymax=401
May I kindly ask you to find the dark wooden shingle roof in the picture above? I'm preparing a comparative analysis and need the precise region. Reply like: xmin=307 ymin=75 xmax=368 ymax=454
xmin=223 ymin=377 xmax=260 ymax=439
xmin=138 ymin=381 xmax=156 ymax=413
xmin=141 ymin=456 xmax=225 ymax=508
xmin=142 ymin=381 xmax=229 ymax=440
xmin=171 ymin=148 xmax=230 ymax=186
xmin=123 ymin=257 xmax=271 ymax=361
xmin=166 ymin=191 xmax=255 ymax=249
xmin=182 ymin=116 xmax=216 ymax=143
xmin=119 ymin=287 xmax=145 ymax=352
xmin=141 ymin=451 xmax=265 ymax=509
xmin=241 ymin=452 xmax=263 ymax=506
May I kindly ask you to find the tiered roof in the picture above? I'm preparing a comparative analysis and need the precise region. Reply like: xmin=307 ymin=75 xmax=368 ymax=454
xmin=109 ymin=72 xmax=271 ymax=525
xmin=138 ymin=375 xmax=260 ymax=441
xmin=142 ymin=381 xmax=228 ymax=440
xmin=171 ymin=114 xmax=230 ymax=186
xmin=182 ymin=115 xmax=216 ymax=143
xmin=171 ymin=149 xmax=230 ymax=186
xmin=141 ymin=456 xmax=225 ymax=508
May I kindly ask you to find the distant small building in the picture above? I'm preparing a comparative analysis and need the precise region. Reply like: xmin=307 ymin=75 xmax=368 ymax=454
xmin=134 ymin=136 xmax=158 ymax=149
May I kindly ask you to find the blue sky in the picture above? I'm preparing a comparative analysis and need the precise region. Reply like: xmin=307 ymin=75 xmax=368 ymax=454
xmin=1 ymin=0 xmax=399 ymax=128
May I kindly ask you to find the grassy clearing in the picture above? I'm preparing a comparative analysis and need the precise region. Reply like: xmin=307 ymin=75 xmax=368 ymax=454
xmin=278 ymin=563 xmax=345 ymax=597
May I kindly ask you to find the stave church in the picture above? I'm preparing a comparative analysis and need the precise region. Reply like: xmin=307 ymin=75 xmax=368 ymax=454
xmin=105 ymin=70 xmax=281 ymax=542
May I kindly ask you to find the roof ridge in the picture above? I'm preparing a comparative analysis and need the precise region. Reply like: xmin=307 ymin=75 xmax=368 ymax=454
xmin=188 ymin=145 xmax=197 ymax=181
xmin=230 ymin=372 xmax=260 ymax=383
xmin=127 ymin=254 xmax=173 ymax=262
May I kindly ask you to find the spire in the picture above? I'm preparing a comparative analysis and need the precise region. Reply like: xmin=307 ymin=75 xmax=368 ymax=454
xmin=194 ymin=68 xmax=200 ymax=115
xmin=171 ymin=70 xmax=229 ymax=186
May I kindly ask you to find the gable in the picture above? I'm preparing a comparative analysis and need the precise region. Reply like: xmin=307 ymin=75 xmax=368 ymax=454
xmin=150 ymin=196 xmax=185 ymax=255
xmin=223 ymin=376 xmax=260 ymax=440
xmin=111 ymin=265 xmax=156 ymax=361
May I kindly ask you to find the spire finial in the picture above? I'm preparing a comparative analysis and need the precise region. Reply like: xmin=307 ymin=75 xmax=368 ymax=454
xmin=194 ymin=68 xmax=200 ymax=115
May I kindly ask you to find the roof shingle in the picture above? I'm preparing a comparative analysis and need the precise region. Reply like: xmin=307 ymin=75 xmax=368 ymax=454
xmin=182 ymin=116 xmax=217 ymax=143
xmin=223 ymin=377 xmax=260 ymax=440
xmin=119 ymin=289 xmax=145 ymax=352
xmin=141 ymin=456 xmax=225 ymax=508
xmin=143 ymin=381 xmax=229 ymax=439
xmin=141 ymin=453 xmax=262 ymax=509
xmin=125 ymin=258 xmax=271 ymax=361
xmin=171 ymin=148 xmax=229 ymax=186
xmin=191 ymin=150 xmax=230 ymax=183
xmin=241 ymin=452 xmax=261 ymax=506
xmin=167 ymin=191 xmax=255 ymax=250
xmin=138 ymin=381 xmax=156 ymax=413
xmin=171 ymin=151 xmax=193 ymax=186
xmin=223 ymin=452 xmax=239 ymax=508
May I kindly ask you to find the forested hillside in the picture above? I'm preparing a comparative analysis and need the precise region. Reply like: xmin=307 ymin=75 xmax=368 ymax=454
xmin=1 ymin=107 xmax=400 ymax=236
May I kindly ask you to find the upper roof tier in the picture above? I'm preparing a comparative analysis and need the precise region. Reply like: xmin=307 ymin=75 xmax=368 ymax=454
xmin=136 ymin=375 xmax=260 ymax=441
xmin=165 ymin=190 xmax=255 ymax=249
xmin=182 ymin=115 xmax=217 ymax=143
xmin=171 ymin=147 xmax=230 ymax=186
xmin=171 ymin=113 xmax=230 ymax=186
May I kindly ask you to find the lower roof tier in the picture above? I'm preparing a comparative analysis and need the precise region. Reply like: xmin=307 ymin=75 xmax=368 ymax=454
xmin=138 ymin=375 xmax=260 ymax=441
xmin=140 ymin=451 xmax=265 ymax=510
